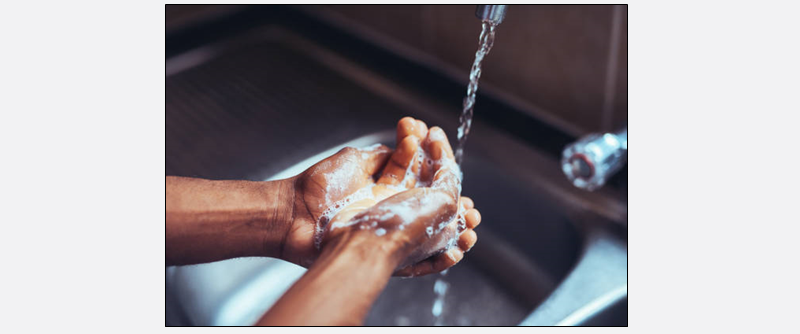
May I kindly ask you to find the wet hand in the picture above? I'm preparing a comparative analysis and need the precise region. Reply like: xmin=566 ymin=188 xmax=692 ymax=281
xmin=319 ymin=118 xmax=482 ymax=275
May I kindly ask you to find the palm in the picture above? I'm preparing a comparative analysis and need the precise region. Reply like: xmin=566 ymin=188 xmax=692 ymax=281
xmin=286 ymin=146 xmax=389 ymax=266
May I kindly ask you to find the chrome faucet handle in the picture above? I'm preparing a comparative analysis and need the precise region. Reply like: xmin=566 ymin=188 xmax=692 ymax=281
xmin=561 ymin=128 xmax=627 ymax=191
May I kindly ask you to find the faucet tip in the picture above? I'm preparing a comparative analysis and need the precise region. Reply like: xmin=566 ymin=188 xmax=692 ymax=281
xmin=475 ymin=5 xmax=508 ymax=25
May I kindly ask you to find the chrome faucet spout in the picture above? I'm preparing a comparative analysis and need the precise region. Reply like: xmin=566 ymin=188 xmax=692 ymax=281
xmin=475 ymin=5 xmax=508 ymax=25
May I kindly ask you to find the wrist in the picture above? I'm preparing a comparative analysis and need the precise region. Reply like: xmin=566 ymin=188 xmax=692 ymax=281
xmin=253 ymin=178 xmax=297 ymax=258
xmin=269 ymin=177 xmax=297 ymax=228
xmin=260 ymin=223 xmax=402 ymax=326
xmin=322 ymin=229 xmax=407 ymax=272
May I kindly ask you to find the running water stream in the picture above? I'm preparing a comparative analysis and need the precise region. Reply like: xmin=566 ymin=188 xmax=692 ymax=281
xmin=455 ymin=21 xmax=497 ymax=166
xmin=433 ymin=20 xmax=498 ymax=326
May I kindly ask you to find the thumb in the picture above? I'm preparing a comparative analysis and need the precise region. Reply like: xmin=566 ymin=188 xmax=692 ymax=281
xmin=358 ymin=144 xmax=392 ymax=176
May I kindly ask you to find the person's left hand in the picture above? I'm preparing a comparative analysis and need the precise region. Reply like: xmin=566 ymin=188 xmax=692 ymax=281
xmin=280 ymin=142 xmax=393 ymax=267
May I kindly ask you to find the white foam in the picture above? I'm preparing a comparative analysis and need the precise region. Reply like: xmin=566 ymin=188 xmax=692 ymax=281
xmin=375 ymin=228 xmax=386 ymax=236
xmin=387 ymin=198 xmax=417 ymax=224
xmin=322 ymin=157 xmax=359 ymax=205
xmin=378 ymin=211 xmax=396 ymax=221
xmin=314 ymin=184 xmax=376 ymax=249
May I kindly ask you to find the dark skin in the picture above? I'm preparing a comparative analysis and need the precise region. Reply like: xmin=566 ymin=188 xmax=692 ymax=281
xmin=166 ymin=118 xmax=482 ymax=325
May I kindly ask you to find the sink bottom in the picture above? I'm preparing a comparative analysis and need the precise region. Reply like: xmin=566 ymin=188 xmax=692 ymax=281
xmin=366 ymin=256 xmax=531 ymax=326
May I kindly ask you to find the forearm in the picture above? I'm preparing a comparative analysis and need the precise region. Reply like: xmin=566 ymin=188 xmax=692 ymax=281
xmin=256 ymin=231 xmax=403 ymax=326
xmin=165 ymin=176 xmax=295 ymax=266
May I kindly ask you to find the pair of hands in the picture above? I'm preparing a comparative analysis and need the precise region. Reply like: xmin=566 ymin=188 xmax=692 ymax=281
xmin=164 ymin=117 xmax=481 ymax=325
xmin=283 ymin=117 xmax=482 ymax=276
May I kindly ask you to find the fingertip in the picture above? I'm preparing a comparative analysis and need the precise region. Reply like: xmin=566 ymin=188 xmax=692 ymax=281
xmin=461 ymin=196 xmax=474 ymax=210
xmin=428 ymin=127 xmax=444 ymax=143
xmin=465 ymin=208 xmax=481 ymax=229
xmin=399 ymin=117 xmax=416 ymax=128
xmin=415 ymin=119 xmax=429 ymax=138
xmin=426 ymin=127 xmax=455 ymax=161
xmin=458 ymin=229 xmax=477 ymax=251
xmin=397 ymin=117 xmax=418 ymax=144
xmin=435 ymin=248 xmax=463 ymax=271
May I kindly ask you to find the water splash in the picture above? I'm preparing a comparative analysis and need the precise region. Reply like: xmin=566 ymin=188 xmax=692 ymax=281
xmin=455 ymin=21 xmax=497 ymax=165
xmin=431 ymin=275 xmax=450 ymax=325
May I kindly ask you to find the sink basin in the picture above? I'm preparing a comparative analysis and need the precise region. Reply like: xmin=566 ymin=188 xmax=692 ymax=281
xmin=166 ymin=130 xmax=625 ymax=326
xmin=165 ymin=17 xmax=627 ymax=325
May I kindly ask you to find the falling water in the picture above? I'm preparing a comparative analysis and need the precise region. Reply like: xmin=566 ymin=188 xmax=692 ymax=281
xmin=431 ymin=274 xmax=449 ymax=326
xmin=430 ymin=21 xmax=498 ymax=325
xmin=455 ymin=21 xmax=497 ymax=165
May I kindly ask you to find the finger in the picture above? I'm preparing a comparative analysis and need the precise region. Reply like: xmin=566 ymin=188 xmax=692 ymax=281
xmin=458 ymin=229 xmax=478 ymax=251
xmin=397 ymin=117 xmax=424 ymax=145
xmin=396 ymin=256 xmax=436 ymax=277
xmin=461 ymin=196 xmax=474 ymax=210
xmin=409 ymin=120 xmax=427 ymax=176
xmin=465 ymin=208 xmax=481 ymax=229
xmin=424 ymin=127 xmax=455 ymax=161
xmin=359 ymin=145 xmax=393 ymax=176
xmin=415 ymin=120 xmax=429 ymax=139
xmin=431 ymin=247 xmax=464 ymax=272
xmin=394 ymin=259 xmax=431 ymax=277
xmin=378 ymin=135 xmax=419 ymax=186
xmin=394 ymin=265 xmax=416 ymax=277
xmin=404 ymin=246 xmax=465 ymax=277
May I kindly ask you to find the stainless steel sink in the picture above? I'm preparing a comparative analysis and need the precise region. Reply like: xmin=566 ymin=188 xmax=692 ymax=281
xmin=166 ymin=130 xmax=627 ymax=326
